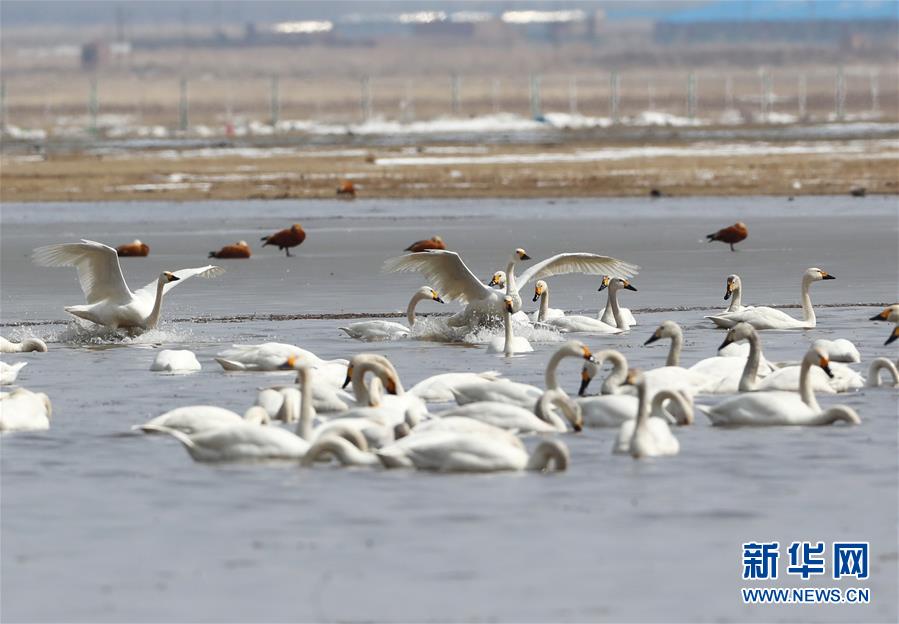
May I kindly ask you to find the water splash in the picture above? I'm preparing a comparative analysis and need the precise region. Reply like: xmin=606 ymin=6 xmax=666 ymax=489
xmin=49 ymin=322 xmax=195 ymax=346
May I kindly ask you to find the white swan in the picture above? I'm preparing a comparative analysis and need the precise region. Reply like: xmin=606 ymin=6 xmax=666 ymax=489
xmin=548 ymin=277 xmax=634 ymax=333
xmin=869 ymin=304 xmax=899 ymax=324
xmin=32 ymin=240 xmax=224 ymax=330
xmin=149 ymin=349 xmax=202 ymax=373
xmin=598 ymin=275 xmax=638 ymax=327
xmin=0 ymin=362 xmax=27 ymax=386
xmin=136 ymin=405 xmax=270 ymax=434
xmin=642 ymin=321 xmax=717 ymax=392
xmin=339 ymin=286 xmax=444 ymax=341
xmin=384 ymin=247 xmax=638 ymax=328
xmin=0 ymin=387 xmax=52 ymax=432
xmin=719 ymin=274 xmax=748 ymax=313
xmin=580 ymin=343 xmax=705 ymax=399
xmin=812 ymin=338 xmax=860 ymax=363
xmin=376 ymin=431 xmax=569 ymax=473
xmin=530 ymin=280 xmax=565 ymax=322
xmin=487 ymin=295 xmax=533 ymax=355
xmin=697 ymin=346 xmax=861 ymax=426
xmin=300 ymin=436 xmax=382 ymax=468
xmin=215 ymin=343 xmax=349 ymax=387
xmin=453 ymin=340 xmax=596 ymax=408
xmin=867 ymin=358 xmax=899 ymax=387
xmin=0 ymin=337 xmax=48 ymax=353
xmin=408 ymin=371 xmax=502 ymax=403
xmin=435 ymin=388 xmax=583 ymax=433
xmin=706 ymin=267 xmax=835 ymax=329
xmin=580 ymin=385 xmax=693 ymax=428
xmin=612 ymin=370 xmax=682 ymax=459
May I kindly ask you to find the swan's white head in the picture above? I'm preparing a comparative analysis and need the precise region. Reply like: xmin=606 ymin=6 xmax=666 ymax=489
xmin=805 ymin=267 xmax=835 ymax=282
xmin=417 ymin=286 xmax=444 ymax=303
xmin=503 ymin=295 xmax=515 ymax=313
xmin=644 ymin=320 xmax=680 ymax=345
xmin=162 ymin=271 xmax=180 ymax=283
xmin=719 ymin=322 xmax=755 ymax=351
xmin=558 ymin=339 xmax=595 ymax=363
xmin=488 ymin=271 xmax=506 ymax=288
xmin=725 ymin=274 xmax=741 ymax=300
xmin=597 ymin=275 xmax=611 ymax=292
xmin=804 ymin=346 xmax=834 ymax=378
xmin=610 ymin=277 xmax=637 ymax=292
xmin=533 ymin=280 xmax=548 ymax=302
xmin=512 ymin=248 xmax=531 ymax=262
xmin=869 ymin=304 xmax=899 ymax=322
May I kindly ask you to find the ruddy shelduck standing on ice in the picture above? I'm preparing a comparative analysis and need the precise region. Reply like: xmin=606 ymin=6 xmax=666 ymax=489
xmin=706 ymin=222 xmax=748 ymax=252
xmin=261 ymin=224 xmax=306 ymax=257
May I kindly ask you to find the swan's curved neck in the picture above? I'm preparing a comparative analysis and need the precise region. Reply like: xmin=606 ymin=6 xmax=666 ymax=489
xmin=800 ymin=275 xmax=816 ymax=325
xmin=525 ymin=441 xmax=568 ymax=471
xmin=535 ymin=390 xmax=576 ymax=430
xmin=538 ymin=290 xmax=549 ymax=322
xmin=600 ymin=292 xmax=613 ymax=323
xmin=867 ymin=358 xmax=899 ymax=387
xmin=505 ymin=260 xmax=518 ymax=297
xmin=600 ymin=351 xmax=629 ymax=395
xmin=351 ymin=358 xmax=404 ymax=404
xmin=503 ymin=308 xmax=514 ymax=356
xmin=650 ymin=389 xmax=692 ymax=425
xmin=544 ymin=349 xmax=574 ymax=390
xmin=811 ymin=406 xmax=856 ymax=425
xmin=666 ymin=328 xmax=683 ymax=367
xmin=738 ymin=333 xmax=763 ymax=392
xmin=406 ymin=291 xmax=429 ymax=326
xmin=727 ymin=283 xmax=743 ymax=312
xmin=798 ymin=358 xmax=820 ymax=411
xmin=608 ymin=285 xmax=628 ymax=331
xmin=634 ymin=381 xmax=650 ymax=431
xmin=295 ymin=368 xmax=313 ymax=439
xmin=302 ymin=436 xmax=371 ymax=467
xmin=144 ymin=277 xmax=167 ymax=329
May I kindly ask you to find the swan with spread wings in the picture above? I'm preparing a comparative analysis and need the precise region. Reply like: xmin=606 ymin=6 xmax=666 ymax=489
xmin=383 ymin=248 xmax=638 ymax=328
xmin=33 ymin=239 xmax=224 ymax=330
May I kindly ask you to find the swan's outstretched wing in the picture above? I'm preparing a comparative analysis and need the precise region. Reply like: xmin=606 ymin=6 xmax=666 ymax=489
xmin=32 ymin=239 xmax=132 ymax=304
xmin=516 ymin=253 xmax=639 ymax=291
xmin=382 ymin=251 xmax=491 ymax=303
xmin=134 ymin=265 xmax=225 ymax=299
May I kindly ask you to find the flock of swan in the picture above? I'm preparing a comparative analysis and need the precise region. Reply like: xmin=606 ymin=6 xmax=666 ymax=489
xmin=1 ymin=238 xmax=897 ymax=474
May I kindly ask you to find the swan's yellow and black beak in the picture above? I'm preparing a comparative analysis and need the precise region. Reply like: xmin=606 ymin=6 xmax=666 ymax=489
xmin=870 ymin=307 xmax=893 ymax=321
xmin=532 ymin=284 xmax=544 ymax=302
xmin=516 ymin=248 xmax=531 ymax=261
xmin=488 ymin=274 xmax=501 ymax=287
xmin=278 ymin=355 xmax=297 ymax=370
xmin=571 ymin=412 xmax=584 ymax=433
xmin=431 ymin=290 xmax=445 ymax=304
xmin=504 ymin=299 xmax=515 ymax=313
xmin=577 ymin=366 xmax=592 ymax=396
xmin=581 ymin=345 xmax=596 ymax=363
xmin=597 ymin=276 xmax=610 ymax=292
xmin=820 ymin=271 xmax=836 ymax=280
xmin=818 ymin=355 xmax=834 ymax=378
xmin=623 ymin=280 xmax=638 ymax=292
xmin=164 ymin=271 xmax=180 ymax=282
xmin=645 ymin=328 xmax=662 ymax=345
xmin=385 ymin=376 xmax=399 ymax=395
xmin=342 ymin=365 xmax=353 ymax=389
xmin=886 ymin=326 xmax=899 ymax=345
xmin=724 ymin=279 xmax=735 ymax=301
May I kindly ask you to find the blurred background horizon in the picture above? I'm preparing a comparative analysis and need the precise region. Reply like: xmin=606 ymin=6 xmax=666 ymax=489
xmin=1 ymin=0 xmax=896 ymax=142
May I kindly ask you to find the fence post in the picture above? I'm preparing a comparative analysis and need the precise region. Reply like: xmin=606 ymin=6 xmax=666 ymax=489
xmin=869 ymin=69 xmax=879 ymax=114
xmin=401 ymin=79 xmax=415 ymax=122
xmin=179 ymin=76 xmax=189 ymax=132
xmin=529 ymin=73 xmax=542 ymax=120
xmin=270 ymin=75 xmax=280 ymax=128
xmin=798 ymin=74 xmax=807 ymax=119
xmin=609 ymin=70 xmax=620 ymax=123
xmin=835 ymin=66 xmax=845 ymax=121
xmin=568 ymin=76 xmax=578 ymax=115
xmin=89 ymin=77 xmax=99 ymax=135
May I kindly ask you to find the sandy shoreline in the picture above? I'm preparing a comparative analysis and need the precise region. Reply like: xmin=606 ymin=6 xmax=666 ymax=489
xmin=2 ymin=136 xmax=897 ymax=202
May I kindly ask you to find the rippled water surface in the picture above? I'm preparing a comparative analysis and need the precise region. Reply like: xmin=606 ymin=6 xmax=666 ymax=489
xmin=1 ymin=197 xmax=897 ymax=622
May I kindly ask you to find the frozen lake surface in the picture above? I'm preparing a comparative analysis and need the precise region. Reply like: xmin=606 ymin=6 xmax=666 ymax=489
xmin=1 ymin=197 xmax=897 ymax=622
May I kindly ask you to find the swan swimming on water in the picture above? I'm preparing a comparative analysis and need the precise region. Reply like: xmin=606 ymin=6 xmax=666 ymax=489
xmin=705 ymin=267 xmax=835 ymax=330
xmin=32 ymin=240 xmax=224 ymax=331
xmin=696 ymin=345 xmax=861 ymax=426
xmin=150 ymin=350 xmax=202 ymax=373
xmin=0 ymin=387 xmax=52 ymax=432
xmin=530 ymin=280 xmax=565 ymax=322
xmin=612 ymin=370 xmax=683 ymax=459
xmin=598 ymin=275 xmax=638 ymax=327
xmin=0 ymin=362 xmax=27 ymax=386
xmin=486 ymin=295 xmax=533 ymax=355
xmin=541 ymin=279 xmax=623 ymax=334
xmin=0 ymin=337 xmax=48 ymax=353
xmin=136 ymin=405 xmax=270 ymax=435
xmin=384 ymin=247 xmax=638 ymax=328
xmin=340 ymin=286 xmax=444 ymax=341
xmin=867 ymin=358 xmax=899 ymax=387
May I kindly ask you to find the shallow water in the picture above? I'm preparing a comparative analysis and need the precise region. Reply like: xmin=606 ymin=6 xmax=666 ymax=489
xmin=1 ymin=197 xmax=897 ymax=622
